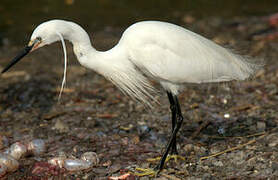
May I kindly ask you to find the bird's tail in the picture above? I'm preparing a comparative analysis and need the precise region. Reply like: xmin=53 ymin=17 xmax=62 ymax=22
xmin=227 ymin=50 xmax=264 ymax=81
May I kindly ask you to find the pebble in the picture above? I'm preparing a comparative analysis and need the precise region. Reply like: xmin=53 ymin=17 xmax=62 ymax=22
xmin=256 ymin=121 xmax=266 ymax=131
xmin=217 ymin=126 xmax=226 ymax=135
xmin=64 ymin=159 xmax=91 ymax=171
xmin=272 ymin=162 xmax=278 ymax=171
xmin=48 ymin=151 xmax=99 ymax=171
xmin=52 ymin=119 xmax=70 ymax=133
xmin=80 ymin=152 xmax=99 ymax=166
xmin=267 ymin=134 xmax=278 ymax=147
xmin=0 ymin=139 xmax=47 ymax=178
xmin=27 ymin=139 xmax=46 ymax=156
xmin=204 ymin=166 xmax=211 ymax=171
xmin=224 ymin=113 xmax=230 ymax=118
xmin=137 ymin=125 xmax=151 ymax=136
xmin=212 ymin=160 xmax=224 ymax=167
xmin=269 ymin=139 xmax=278 ymax=147
xmin=48 ymin=156 xmax=66 ymax=168
xmin=4 ymin=142 xmax=27 ymax=160
xmin=0 ymin=153 xmax=19 ymax=172
xmin=0 ymin=163 xmax=7 ymax=177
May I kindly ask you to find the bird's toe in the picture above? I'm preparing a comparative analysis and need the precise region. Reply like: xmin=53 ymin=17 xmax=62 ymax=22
xmin=132 ymin=167 xmax=159 ymax=177
xmin=147 ymin=154 xmax=185 ymax=164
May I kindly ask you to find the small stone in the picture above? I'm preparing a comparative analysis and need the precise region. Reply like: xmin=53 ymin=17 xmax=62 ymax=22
xmin=80 ymin=152 xmax=99 ymax=166
xmin=256 ymin=121 xmax=266 ymax=131
xmin=0 ymin=153 xmax=19 ymax=172
xmin=138 ymin=125 xmax=151 ymax=136
xmin=48 ymin=156 xmax=66 ymax=168
xmin=212 ymin=160 xmax=223 ymax=167
xmin=224 ymin=113 xmax=230 ymax=118
xmin=217 ymin=127 xmax=226 ymax=135
xmin=4 ymin=142 xmax=27 ymax=160
xmin=64 ymin=159 xmax=91 ymax=171
xmin=52 ymin=119 xmax=69 ymax=133
xmin=0 ymin=163 xmax=7 ymax=177
xmin=183 ymin=144 xmax=194 ymax=152
xmin=222 ymin=98 xmax=228 ymax=104
xmin=272 ymin=162 xmax=278 ymax=171
xmin=268 ymin=138 xmax=278 ymax=147
xmin=269 ymin=140 xmax=278 ymax=147
xmin=27 ymin=139 xmax=46 ymax=156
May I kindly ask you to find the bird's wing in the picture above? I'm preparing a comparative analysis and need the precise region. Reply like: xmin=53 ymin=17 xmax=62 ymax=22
xmin=123 ymin=21 xmax=261 ymax=84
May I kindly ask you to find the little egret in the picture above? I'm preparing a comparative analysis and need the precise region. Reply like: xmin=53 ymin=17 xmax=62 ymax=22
xmin=2 ymin=20 xmax=262 ymax=175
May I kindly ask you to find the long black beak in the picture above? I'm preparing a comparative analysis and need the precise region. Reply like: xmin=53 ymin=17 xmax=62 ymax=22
xmin=1 ymin=44 xmax=34 ymax=74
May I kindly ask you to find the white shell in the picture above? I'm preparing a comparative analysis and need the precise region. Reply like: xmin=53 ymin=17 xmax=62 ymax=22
xmin=27 ymin=139 xmax=46 ymax=156
xmin=48 ymin=157 xmax=66 ymax=168
xmin=4 ymin=142 xmax=27 ymax=160
xmin=0 ymin=153 xmax=19 ymax=172
xmin=64 ymin=159 xmax=91 ymax=171
xmin=80 ymin=152 xmax=99 ymax=166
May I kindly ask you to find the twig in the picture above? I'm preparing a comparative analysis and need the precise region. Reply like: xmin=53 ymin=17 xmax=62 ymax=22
xmin=244 ymin=131 xmax=266 ymax=138
xmin=200 ymin=138 xmax=259 ymax=161
xmin=190 ymin=120 xmax=210 ymax=140
xmin=200 ymin=127 xmax=278 ymax=161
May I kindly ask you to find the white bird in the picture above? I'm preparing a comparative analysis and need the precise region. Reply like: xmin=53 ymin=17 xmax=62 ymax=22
xmin=1 ymin=19 xmax=262 ymax=175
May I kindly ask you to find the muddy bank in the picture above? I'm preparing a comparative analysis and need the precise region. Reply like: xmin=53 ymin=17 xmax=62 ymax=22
xmin=0 ymin=15 xmax=278 ymax=179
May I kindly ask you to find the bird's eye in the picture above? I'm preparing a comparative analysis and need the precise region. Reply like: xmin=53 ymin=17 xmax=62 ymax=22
xmin=36 ymin=37 xmax=42 ymax=42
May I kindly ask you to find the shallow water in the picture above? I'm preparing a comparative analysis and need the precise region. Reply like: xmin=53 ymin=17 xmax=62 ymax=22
xmin=1 ymin=0 xmax=278 ymax=44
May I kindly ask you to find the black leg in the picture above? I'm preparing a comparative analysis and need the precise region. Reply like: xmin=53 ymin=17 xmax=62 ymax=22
xmin=166 ymin=92 xmax=178 ymax=155
xmin=155 ymin=94 xmax=183 ymax=171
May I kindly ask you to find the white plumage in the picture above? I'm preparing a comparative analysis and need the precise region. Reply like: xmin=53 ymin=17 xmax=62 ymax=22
xmin=2 ymin=19 xmax=262 ymax=174
xmin=27 ymin=20 xmax=261 ymax=104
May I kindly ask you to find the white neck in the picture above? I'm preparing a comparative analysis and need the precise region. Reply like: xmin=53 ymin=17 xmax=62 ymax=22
xmin=59 ymin=21 xmax=129 ymax=75
xmin=61 ymin=21 xmax=96 ymax=59
xmin=52 ymin=20 xmax=154 ymax=105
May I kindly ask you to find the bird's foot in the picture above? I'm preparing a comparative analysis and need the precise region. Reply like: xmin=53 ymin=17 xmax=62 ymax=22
xmin=167 ymin=154 xmax=185 ymax=163
xmin=132 ymin=167 xmax=159 ymax=177
xmin=147 ymin=154 xmax=185 ymax=164
xmin=146 ymin=156 xmax=161 ymax=162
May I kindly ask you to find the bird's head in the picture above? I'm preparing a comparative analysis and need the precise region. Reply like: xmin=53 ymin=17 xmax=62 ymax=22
xmin=1 ymin=20 xmax=67 ymax=73
xmin=30 ymin=20 xmax=64 ymax=50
